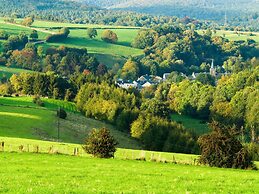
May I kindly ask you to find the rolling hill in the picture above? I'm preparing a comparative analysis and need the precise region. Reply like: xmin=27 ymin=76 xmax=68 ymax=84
xmin=83 ymin=0 xmax=259 ymax=25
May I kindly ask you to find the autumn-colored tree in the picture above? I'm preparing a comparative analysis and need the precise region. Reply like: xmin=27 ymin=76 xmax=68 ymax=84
xmin=101 ymin=30 xmax=118 ymax=43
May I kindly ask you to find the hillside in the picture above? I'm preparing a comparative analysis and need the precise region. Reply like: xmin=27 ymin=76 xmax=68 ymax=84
xmin=0 ymin=97 xmax=140 ymax=149
xmin=0 ymin=19 xmax=143 ymax=67
xmin=83 ymin=0 xmax=259 ymax=27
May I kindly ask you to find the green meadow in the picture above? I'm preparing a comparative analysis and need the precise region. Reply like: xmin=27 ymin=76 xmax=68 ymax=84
xmin=0 ymin=21 xmax=48 ymax=39
xmin=0 ymin=96 xmax=140 ymax=149
xmin=0 ymin=66 xmax=33 ymax=79
xmin=198 ymin=30 xmax=259 ymax=43
xmin=0 ymin=19 xmax=143 ymax=65
xmin=0 ymin=152 xmax=258 ymax=193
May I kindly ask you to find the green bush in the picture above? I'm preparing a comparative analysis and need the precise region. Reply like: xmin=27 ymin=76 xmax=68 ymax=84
xmin=198 ymin=122 xmax=255 ymax=169
xmin=32 ymin=96 xmax=44 ymax=107
xmin=57 ymin=108 xmax=67 ymax=119
xmin=83 ymin=128 xmax=118 ymax=158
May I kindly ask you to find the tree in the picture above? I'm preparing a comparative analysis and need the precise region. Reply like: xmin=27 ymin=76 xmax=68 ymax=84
xmin=198 ymin=122 xmax=255 ymax=169
xmin=196 ymin=74 xmax=215 ymax=86
xmin=120 ymin=59 xmax=139 ymax=80
xmin=132 ymin=30 xmax=158 ymax=49
xmin=57 ymin=108 xmax=67 ymax=119
xmin=101 ymin=30 xmax=118 ymax=43
xmin=83 ymin=128 xmax=118 ymax=158
xmin=87 ymin=28 xmax=97 ymax=39
xmin=96 ymin=64 xmax=107 ymax=76
xmin=21 ymin=17 xmax=34 ymax=27
xmin=30 ymin=30 xmax=38 ymax=41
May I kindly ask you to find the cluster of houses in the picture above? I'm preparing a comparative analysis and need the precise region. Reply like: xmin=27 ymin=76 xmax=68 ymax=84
xmin=116 ymin=61 xmax=230 ymax=89
xmin=116 ymin=75 xmax=164 ymax=89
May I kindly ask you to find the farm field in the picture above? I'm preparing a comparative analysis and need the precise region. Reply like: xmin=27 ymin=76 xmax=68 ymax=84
xmin=0 ymin=152 xmax=258 ymax=193
xmin=0 ymin=66 xmax=33 ymax=79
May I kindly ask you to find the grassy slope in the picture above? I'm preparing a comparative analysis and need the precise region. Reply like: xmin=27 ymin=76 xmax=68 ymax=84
xmin=0 ymin=66 xmax=33 ymax=79
xmin=0 ymin=97 xmax=140 ymax=149
xmin=0 ymin=19 xmax=143 ymax=66
xmin=46 ymin=28 xmax=142 ymax=57
xmin=0 ymin=22 xmax=48 ymax=39
xmin=171 ymin=114 xmax=210 ymax=135
xmin=0 ymin=152 xmax=258 ymax=193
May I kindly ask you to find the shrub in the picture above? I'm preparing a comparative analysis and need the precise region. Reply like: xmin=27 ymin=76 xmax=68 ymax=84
xmin=83 ymin=128 xmax=118 ymax=158
xmin=46 ymin=28 xmax=70 ymax=43
xmin=198 ymin=122 xmax=255 ymax=169
xmin=57 ymin=108 xmax=67 ymax=119
xmin=32 ymin=95 xmax=44 ymax=107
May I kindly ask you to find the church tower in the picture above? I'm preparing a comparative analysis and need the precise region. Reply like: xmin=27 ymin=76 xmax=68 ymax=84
xmin=210 ymin=59 xmax=216 ymax=76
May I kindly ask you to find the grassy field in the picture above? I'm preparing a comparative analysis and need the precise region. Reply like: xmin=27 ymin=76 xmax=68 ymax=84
xmin=0 ymin=96 xmax=140 ymax=149
xmin=0 ymin=22 xmax=48 ymax=40
xmin=30 ymin=20 xmax=142 ymax=29
xmin=0 ymin=66 xmax=33 ymax=79
xmin=0 ymin=152 xmax=258 ymax=193
xmin=198 ymin=30 xmax=259 ymax=43
xmin=0 ymin=19 xmax=143 ymax=61
xmin=171 ymin=114 xmax=210 ymax=135
xmin=44 ymin=28 xmax=142 ymax=57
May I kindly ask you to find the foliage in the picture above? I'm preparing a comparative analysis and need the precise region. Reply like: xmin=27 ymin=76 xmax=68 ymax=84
xmin=32 ymin=95 xmax=44 ymax=107
xmin=211 ymin=67 xmax=259 ymax=141
xmin=168 ymin=80 xmax=215 ymax=119
xmin=101 ymin=30 xmax=118 ymax=43
xmin=87 ymin=28 xmax=97 ymax=39
xmin=30 ymin=30 xmax=38 ymax=41
xmin=57 ymin=108 xmax=67 ymax=119
xmin=83 ymin=128 xmax=118 ymax=158
xmin=198 ymin=122 xmax=255 ymax=169
xmin=46 ymin=28 xmax=70 ymax=42
xmin=120 ymin=58 xmax=139 ymax=80
xmin=132 ymin=30 xmax=158 ymax=49
xmin=131 ymin=114 xmax=198 ymax=153
xmin=21 ymin=17 xmax=34 ymax=27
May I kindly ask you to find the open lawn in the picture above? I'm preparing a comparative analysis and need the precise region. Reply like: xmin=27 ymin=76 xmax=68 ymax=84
xmin=0 ymin=152 xmax=258 ymax=193
xmin=0 ymin=66 xmax=33 ymax=79
xmin=171 ymin=114 xmax=210 ymax=135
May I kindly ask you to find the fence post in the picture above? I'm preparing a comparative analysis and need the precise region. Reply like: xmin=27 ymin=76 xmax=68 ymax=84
xmin=0 ymin=142 xmax=4 ymax=152
xmin=73 ymin=148 xmax=79 ymax=156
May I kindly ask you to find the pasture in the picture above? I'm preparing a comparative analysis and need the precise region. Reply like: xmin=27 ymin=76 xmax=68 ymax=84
xmin=0 ymin=152 xmax=258 ymax=193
